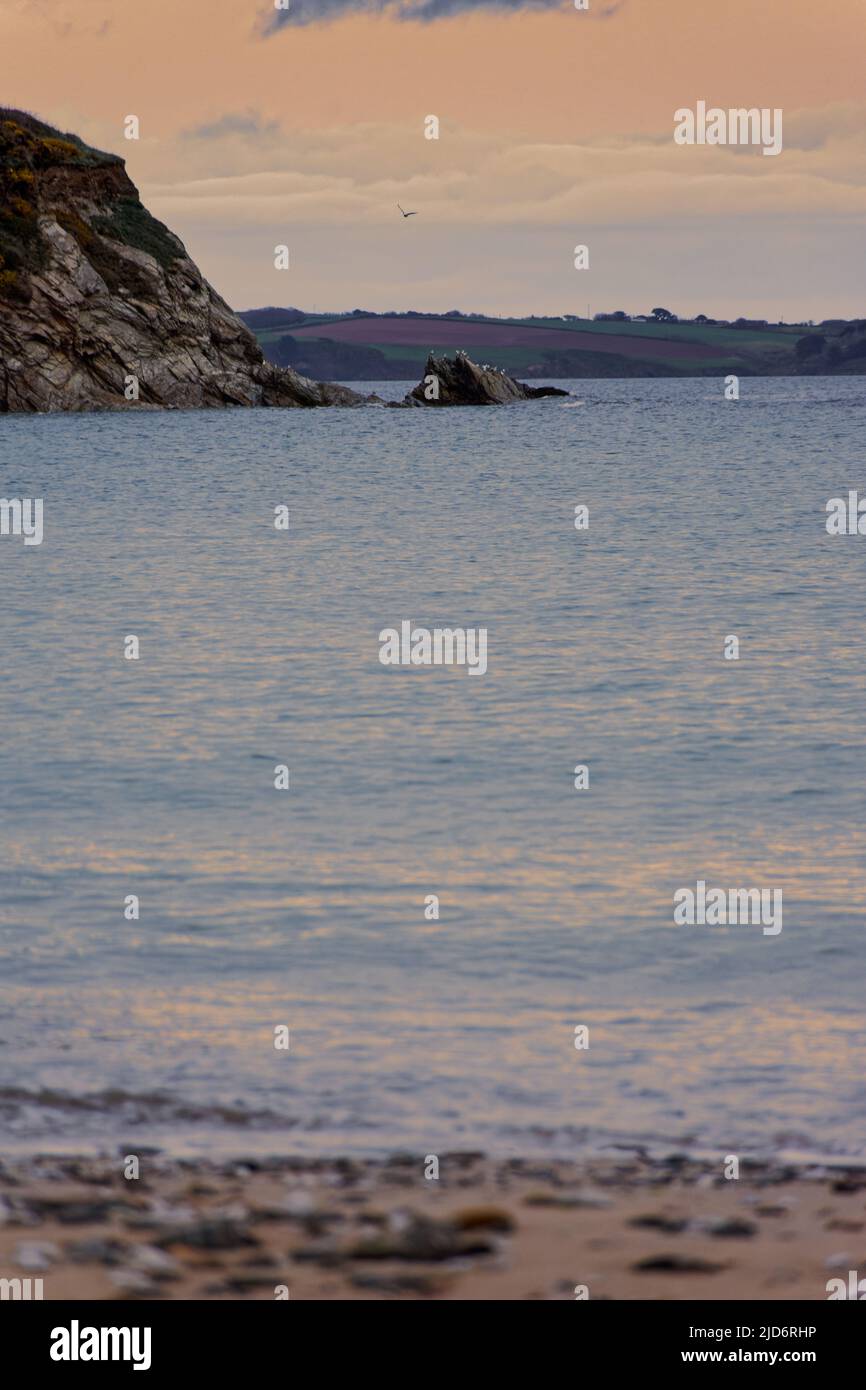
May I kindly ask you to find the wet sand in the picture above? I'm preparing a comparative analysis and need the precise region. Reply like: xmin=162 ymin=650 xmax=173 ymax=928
xmin=1 ymin=1151 xmax=864 ymax=1300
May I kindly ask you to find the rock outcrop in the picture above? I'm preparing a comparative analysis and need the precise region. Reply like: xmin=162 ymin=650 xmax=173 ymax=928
xmin=0 ymin=110 xmax=371 ymax=412
xmin=404 ymin=350 xmax=570 ymax=406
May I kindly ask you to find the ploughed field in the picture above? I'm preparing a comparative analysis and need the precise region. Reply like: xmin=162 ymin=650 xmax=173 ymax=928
xmin=288 ymin=315 xmax=724 ymax=360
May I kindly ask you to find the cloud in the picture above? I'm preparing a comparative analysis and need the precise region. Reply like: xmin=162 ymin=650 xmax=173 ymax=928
xmin=262 ymin=0 xmax=625 ymax=31
xmin=139 ymin=105 xmax=866 ymax=236
xmin=11 ymin=0 xmax=113 ymax=36
xmin=781 ymin=101 xmax=866 ymax=151
xmin=182 ymin=110 xmax=282 ymax=141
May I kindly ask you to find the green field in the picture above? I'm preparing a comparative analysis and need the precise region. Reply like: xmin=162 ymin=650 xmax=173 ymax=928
xmin=237 ymin=308 xmax=848 ymax=381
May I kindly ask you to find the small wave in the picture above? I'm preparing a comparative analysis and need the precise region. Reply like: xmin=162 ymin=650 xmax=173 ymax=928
xmin=0 ymin=1085 xmax=293 ymax=1130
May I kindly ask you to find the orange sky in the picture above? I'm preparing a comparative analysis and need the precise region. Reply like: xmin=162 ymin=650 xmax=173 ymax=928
xmin=2 ymin=0 xmax=865 ymax=317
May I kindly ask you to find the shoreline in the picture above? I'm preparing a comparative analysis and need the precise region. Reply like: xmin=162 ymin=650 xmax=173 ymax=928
xmin=2 ymin=1150 xmax=864 ymax=1301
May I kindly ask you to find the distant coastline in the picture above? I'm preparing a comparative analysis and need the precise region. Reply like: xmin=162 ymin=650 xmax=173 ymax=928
xmin=239 ymin=305 xmax=866 ymax=382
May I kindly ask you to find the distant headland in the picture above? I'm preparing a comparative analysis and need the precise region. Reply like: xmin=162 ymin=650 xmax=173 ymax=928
xmin=239 ymin=304 xmax=866 ymax=383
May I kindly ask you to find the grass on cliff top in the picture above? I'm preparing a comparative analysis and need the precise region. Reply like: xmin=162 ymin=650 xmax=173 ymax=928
xmin=0 ymin=108 xmax=122 ymax=169
xmin=0 ymin=109 xmax=181 ymax=297
xmin=0 ymin=108 xmax=120 ymax=292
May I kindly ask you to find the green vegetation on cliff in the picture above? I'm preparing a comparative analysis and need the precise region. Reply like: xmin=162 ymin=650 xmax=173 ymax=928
xmin=93 ymin=196 xmax=182 ymax=273
xmin=0 ymin=108 xmax=180 ymax=301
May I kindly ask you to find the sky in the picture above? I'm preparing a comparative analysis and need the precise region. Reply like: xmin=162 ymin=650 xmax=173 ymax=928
xmin=2 ymin=0 xmax=865 ymax=319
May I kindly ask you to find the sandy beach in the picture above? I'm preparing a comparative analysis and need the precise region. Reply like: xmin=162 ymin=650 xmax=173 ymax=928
xmin=2 ymin=1151 xmax=864 ymax=1301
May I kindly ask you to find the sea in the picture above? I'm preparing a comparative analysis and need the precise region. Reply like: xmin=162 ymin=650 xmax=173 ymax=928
xmin=1 ymin=376 xmax=864 ymax=1164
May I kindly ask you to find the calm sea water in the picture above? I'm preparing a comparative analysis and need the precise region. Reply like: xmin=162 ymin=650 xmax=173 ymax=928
xmin=1 ymin=377 xmax=865 ymax=1162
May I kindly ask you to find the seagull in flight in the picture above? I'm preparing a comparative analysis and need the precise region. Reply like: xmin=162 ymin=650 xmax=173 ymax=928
xmin=397 ymin=203 xmax=418 ymax=218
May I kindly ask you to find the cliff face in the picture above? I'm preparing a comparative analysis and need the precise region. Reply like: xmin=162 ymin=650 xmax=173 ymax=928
xmin=0 ymin=111 xmax=368 ymax=412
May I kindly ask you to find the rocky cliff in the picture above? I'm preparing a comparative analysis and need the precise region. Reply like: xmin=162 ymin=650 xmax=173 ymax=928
xmin=0 ymin=110 xmax=369 ymax=412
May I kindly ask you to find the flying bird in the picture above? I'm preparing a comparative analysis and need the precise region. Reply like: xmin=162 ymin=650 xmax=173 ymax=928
xmin=397 ymin=203 xmax=418 ymax=218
